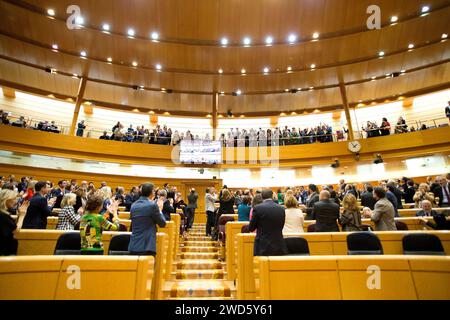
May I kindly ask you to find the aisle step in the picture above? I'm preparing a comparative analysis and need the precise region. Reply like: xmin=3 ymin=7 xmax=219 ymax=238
xmin=179 ymin=252 xmax=220 ymax=259
xmin=183 ymin=241 xmax=218 ymax=247
xmin=184 ymin=236 xmax=212 ymax=241
xmin=165 ymin=280 xmax=233 ymax=298
xmin=181 ymin=246 xmax=219 ymax=253
xmin=175 ymin=269 xmax=225 ymax=280
xmin=176 ymin=259 xmax=223 ymax=270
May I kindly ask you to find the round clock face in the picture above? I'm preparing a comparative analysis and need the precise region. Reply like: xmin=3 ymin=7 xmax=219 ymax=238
xmin=348 ymin=141 xmax=362 ymax=153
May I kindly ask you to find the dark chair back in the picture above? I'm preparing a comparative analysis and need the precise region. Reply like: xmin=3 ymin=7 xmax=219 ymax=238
xmin=108 ymin=234 xmax=131 ymax=255
xmin=307 ymin=224 xmax=316 ymax=232
xmin=402 ymin=233 xmax=445 ymax=255
xmin=217 ymin=216 xmax=235 ymax=243
xmin=284 ymin=237 xmax=310 ymax=256
xmin=395 ymin=221 xmax=409 ymax=230
xmin=347 ymin=232 xmax=383 ymax=255
xmin=241 ymin=225 xmax=250 ymax=233
xmin=54 ymin=232 xmax=81 ymax=255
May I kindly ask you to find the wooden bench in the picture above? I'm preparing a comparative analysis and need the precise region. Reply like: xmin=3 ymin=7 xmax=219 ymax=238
xmin=236 ymin=230 xmax=450 ymax=299
xmin=255 ymin=255 xmax=450 ymax=300
xmin=0 ymin=255 xmax=154 ymax=300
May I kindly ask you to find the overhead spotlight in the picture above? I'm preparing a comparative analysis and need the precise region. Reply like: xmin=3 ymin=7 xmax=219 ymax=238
xmin=371 ymin=76 xmax=377 ymax=80
xmin=284 ymin=89 xmax=289 ymax=92
xmin=331 ymin=159 xmax=340 ymax=168
xmin=51 ymin=44 xmax=58 ymax=50
xmin=102 ymin=23 xmax=110 ymax=31
xmin=310 ymin=64 xmax=316 ymax=69
xmin=220 ymin=91 xmax=225 ymax=95
xmin=232 ymin=90 xmax=241 ymax=96
xmin=221 ymin=37 xmax=228 ymax=46
xmin=290 ymin=89 xmax=298 ymax=93
xmin=390 ymin=16 xmax=398 ymax=23
xmin=151 ymin=32 xmax=159 ymax=40
xmin=241 ymin=69 xmax=246 ymax=75
xmin=287 ymin=34 xmax=297 ymax=43
xmin=107 ymin=57 xmax=112 ymax=62
xmin=127 ymin=28 xmax=135 ymax=37
xmin=265 ymin=36 xmax=273 ymax=45
xmin=132 ymin=61 xmax=138 ymax=67
xmin=378 ymin=51 xmax=385 ymax=57
xmin=442 ymin=33 xmax=448 ymax=39
xmin=75 ymin=16 xmax=84 ymax=25
xmin=80 ymin=50 xmax=87 ymax=57
xmin=155 ymin=64 xmax=162 ymax=71
xmin=47 ymin=9 xmax=55 ymax=16
xmin=218 ymin=68 xmax=223 ymax=74
xmin=421 ymin=6 xmax=430 ymax=13
xmin=408 ymin=43 xmax=414 ymax=49
xmin=243 ymin=37 xmax=251 ymax=46
xmin=287 ymin=66 xmax=292 ymax=72
xmin=312 ymin=32 xmax=319 ymax=39
xmin=263 ymin=67 xmax=269 ymax=74
xmin=373 ymin=153 xmax=384 ymax=164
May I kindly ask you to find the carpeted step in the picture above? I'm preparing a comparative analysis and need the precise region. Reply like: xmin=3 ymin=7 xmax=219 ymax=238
xmin=175 ymin=269 xmax=225 ymax=280
xmin=181 ymin=246 xmax=219 ymax=253
xmin=180 ymin=252 xmax=220 ymax=259
xmin=184 ymin=235 xmax=213 ymax=241
xmin=176 ymin=259 xmax=223 ymax=270
xmin=167 ymin=280 xmax=232 ymax=298
xmin=183 ymin=241 xmax=218 ymax=247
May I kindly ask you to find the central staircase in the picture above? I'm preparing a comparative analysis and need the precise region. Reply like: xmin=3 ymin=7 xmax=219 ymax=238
xmin=163 ymin=223 xmax=236 ymax=299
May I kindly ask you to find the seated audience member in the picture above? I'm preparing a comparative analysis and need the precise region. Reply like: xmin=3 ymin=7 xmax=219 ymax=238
xmin=367 ymin=187 xmax=397 ymax=231
xmin=56 ymin=193 xmax=80 ymax=230
xmin=124 ymin=186 xmax=139 ymax=211
xmin=80 ymin=191 xmax=120 ymax=254
xmin=22 ymin=181 xmax=55 ymax=229
xmin=99 ymin=131 xmax=110 ymax=140
xmin=1 ymin=111 xmax=10 ymax=125
xmin=248 ymin=189 xmax=288 ymax=256
xmin=237 ymin=195 xmax=252 ymax=222
xmin=434 ymin=175 xmax=450 ymax=208
xmin=380 ymin=117 xmax=391 ymax=135
xmin=205 ymin=187 xmax=217 ymax=236
xmin=415 ymin=200 xmax=438 ymax=217
xmin=128 ymin=183 xmax=166 ymax=256
xmin=312 ymin=190 xmax=340 ymax=232
xmin=361 ymin=184 xmax=376 ymax=210
xmin=304 ymin=184 xmax=319 ymax=220
xmin=282 ymin=194 xmax=304 ymax=236
xmin=114 ymin=186 xmax=125 ymax=205
xmin=339 ymin=193 xmax=363 ymax=231
xmin=413 ymin=183 xmax=435 ymax=208
xmin=0 ymin=189 xmax=29 ymax=256
xmin=420 ymin=213 xmax=450 ymax=230
xmin=160 ymin=189 xmax=175 ymax=221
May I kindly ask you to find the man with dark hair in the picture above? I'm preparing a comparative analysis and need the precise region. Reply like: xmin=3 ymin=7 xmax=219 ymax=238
xmin=311 ymin=190 xmax=340 ymax=232
xmin=361 ymin=184 xmax=376 ymax=210
xmin=248 ymin=189 xmax=288 ymax=256
xmin=128 ymin=182 xmax=166 ymax=256
xmin=22 ymin=181 xmax=56 ymax=229
xmin=186 ymin=188 xmax=198 ymax=230
xmin=434 ymin=175 xmax=450 ymax=208
xmin=367 ymin=187 xmax=397 ymax=231
xmin=305 ymin=184 xmax=319 ymax=220
xmin=387 ymin=180 xmax=404 ymax=209
xmin=403 ymin=180 xmax=416 ymax=204
xmin=385 ymin=182 xmax=399 ymax=217
xmin=159 ymin=189 xmax=175 ymax=221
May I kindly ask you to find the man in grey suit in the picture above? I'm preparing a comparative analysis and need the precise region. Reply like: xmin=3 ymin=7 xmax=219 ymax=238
xmin=128 ymin=183 xmax=166 ymax=256
xmin=311 ymin=190 xmax=340 ymax=232
xmin=186 ymin=188 xmax=198 ymax=230
xmin=369 ymin=187 xmax=397 ymax=231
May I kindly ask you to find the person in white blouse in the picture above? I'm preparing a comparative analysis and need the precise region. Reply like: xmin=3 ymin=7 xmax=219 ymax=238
xmin=282 ymin=194 xmax=305 ymax=236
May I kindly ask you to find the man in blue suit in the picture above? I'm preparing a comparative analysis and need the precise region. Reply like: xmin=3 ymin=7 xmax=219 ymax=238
xmin=128 ymin=183 xmax=166 ymax=256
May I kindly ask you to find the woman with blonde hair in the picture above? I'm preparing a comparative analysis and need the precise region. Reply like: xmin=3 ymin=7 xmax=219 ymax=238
xmin=0 ymin=189 xmax=29 ymax=255
xmin=339 ymin=193 xmax=362 ymax=231
xmin=56 ymin=193 xmax=80 ymax=230
xmin=23 ymin=180 xmax=36 ymax=201
xmin=413 ymin=183 xmax=435 ymax=208
xmin=282 ymin=194 xmax=304 ymax=236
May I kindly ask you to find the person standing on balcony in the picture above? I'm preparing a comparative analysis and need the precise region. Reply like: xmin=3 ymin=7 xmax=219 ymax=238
xmin=446 ymin=101 xmax=450 ymax=122
xmin=76 ymin=120 xmax=86 ymax=137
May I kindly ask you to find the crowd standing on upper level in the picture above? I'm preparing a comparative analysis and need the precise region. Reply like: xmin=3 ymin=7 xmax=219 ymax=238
xmin=1 ymin=172 xmax=449 ymax=256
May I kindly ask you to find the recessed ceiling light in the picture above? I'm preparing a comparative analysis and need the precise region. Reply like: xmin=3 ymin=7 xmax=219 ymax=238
xmin=218 ymin=68 xmax=223 ymax=74
xmin=378 ymin=51 xmax=385 ymax=56
xmin=310 ymin=64 xmax=316 ymax=69
xmin=51 ymin=44 xmax=58 ymax=50
xmin=421 ymin=6 xmax=430 ymax=13
xmin=265 ymin=36 xmax=273 ymax=45
xmin=155 ymin=64 xmax=162 ymax=71
xmin=312 ymin=32 xmax=319 ymax=39
xmin=139 ymin=85 xmax=144 ymax=90
xmin=287 ymin=66 xmax=292 ymax=71
xmin=132 ymin=61 xmax=138 ymax=67
xmin=80 ymin=50 xmax=87 ymax=57
xmin=47 ymin=9 xmax=55 ymax=16
xmin=284 ymin=89 xmax=289 ymax=92
xmin=127 ymin=28 xmax=135 ymax=37
xmin=107 ymin=57 xmax=112 ymax=62
xmin=390 ymin=16 xmax=398 ymax=23
xmin=442 ymin=33 xmax=448 ymax=39
xmin=220 ymin=37 xmax=229 ymax=46
xmin=241 ymin=69 xmax=246 ymax=74
xmin=220 ymin=91 xmax=225 ymax=95
xmin=75 ymin=16 xmax=84 ymax=25
xmin=287 ymin=34 xmax=297 ymax=43
xmin=102 ymin=23 xmax=110 ymax=31
xmin=161 ymin=88 xmax=166 ymax=92
xmin=309 ymin=86 xmax=314 ymax=90
xmin=236 ymin=89 xmax=242 ymax=95
xmin=72 ymin=73 xmax=78 ymax=78
xmin=371 ymin=76 xmax=377 ymax=80
xmin=263 ymin=67 xmax=269 ymax=73
xmin=243 ymin=37 xmax=251 ymax=46
xmin=151 ymin=32 xmax=159 ymax=40
xmin=408 ymin=43 xmax=414 ymax=49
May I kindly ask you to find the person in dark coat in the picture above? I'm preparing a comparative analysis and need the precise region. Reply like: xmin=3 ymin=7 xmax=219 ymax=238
xmin=311 ymin=190 xmax=340 ymax=232
xmin=186 ymin=188 xmax=198 ymax=230
xmin=360 ymin=184 xmax=376 ymax=210
xmin=248 ymin=189 xmax=288 ymax=256
xmin=22 ymin=181 xmax=56 ymax=229
xmin=304 ymin=184 xmax=319 ymax=220
xmin=159 ymin=189 xmax=175 ymax=221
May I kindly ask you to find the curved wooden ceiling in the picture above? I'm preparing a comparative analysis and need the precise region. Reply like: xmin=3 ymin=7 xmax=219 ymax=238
xmin=0 ymin=0 xmax=449 ymax=115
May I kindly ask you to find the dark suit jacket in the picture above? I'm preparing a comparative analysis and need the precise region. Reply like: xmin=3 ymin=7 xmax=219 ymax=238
xmin=391 ymin=187 xmax=404 ymax=209
xmin=434 ymin=183 xmax=450 ymax=206
xmin=248 ymin=200 xmax=288 ymax=256
xmin=312 ymin=199 xmax=340 ymax=232
xmin=162 ymin=199 xmax=175 ymax=221
xmin=386 ymin=191 xmax=399 ymax=217
xmin=187 ymin=193 xmax=198 ymax=209
xmin=305 ymin=192 xmax=319 ymax=219
xmin=403 ymin=186 xmax=416 ymax=204
xmin=22 ymin=193 xmax=52 ymax=229
xmin=360 ymin=191 xmax=376 ymax=210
